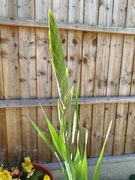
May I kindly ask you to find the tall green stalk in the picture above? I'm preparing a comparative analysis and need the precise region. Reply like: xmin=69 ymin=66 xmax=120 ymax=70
xmin=29 ymin=10 xmax=112 ymax=180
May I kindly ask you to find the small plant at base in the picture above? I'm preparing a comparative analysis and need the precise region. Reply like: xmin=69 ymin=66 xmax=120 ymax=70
xmin=29 ymin=10 xmax=112 ymax=180
xmin=0 ymin=157 xmax=50 ymax=180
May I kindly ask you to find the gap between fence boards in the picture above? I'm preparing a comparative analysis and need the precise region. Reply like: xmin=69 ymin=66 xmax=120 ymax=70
xmin=0 ymin=96 xmax=135 ymax=108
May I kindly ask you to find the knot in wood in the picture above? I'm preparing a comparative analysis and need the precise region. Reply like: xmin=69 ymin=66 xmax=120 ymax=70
xmin=68 ymin=69 xmax=73 ymax=77
xmin=83 ymin=122 xmax=87 ymax=128
xmin=62 ymin=38 xmax=66 ymax=44
xmin=70 ymin=56 xmax=74 ymax=61
xmin=72 ymin=38 xmax=78 ymax=45
xmin=83 ymin=57 xmax=88 ymax=64
xmin=92 ymin=38 xmax=97 ymax=46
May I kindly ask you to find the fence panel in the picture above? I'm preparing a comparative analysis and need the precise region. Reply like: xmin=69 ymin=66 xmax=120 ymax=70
xmin=0 ymin=0 xmax=135 ymax=164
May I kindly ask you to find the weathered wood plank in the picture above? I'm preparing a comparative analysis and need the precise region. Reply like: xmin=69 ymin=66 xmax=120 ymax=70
xmin=17 ymin=0 xmax=35 ymax=19
xmin=126 ymin=0 xmax=135 ymax=27
xmin=114 ymin=35 xmax=134 ymax=155
xmin=84 ymin=0 xmax=99 ymax=25
xmin=112 ymin=0 xmax=127 ymax=27
xmin=97 ymin=0 xmax=113 ymax=156
xmin=0 ymin=25 xmax=8 ymax=166
xmin=91 ymin=33 xmax=111 ymax=157
xmin=19 ymin=27 xmax=37 ymax=161
xmin=1 ymin=26 xmax=22 ymax=163
xmin=36 ymin=27 xmax=52 ymax=163
xmin=8 ymin=0 xmax=17 ymax=18
xmin=35 ymin=0 xmax=52 ymax=21
xmin=68 ymin=0 xmax=84 ymax=23
xmin=98 ymin=0 xmax=113 ymax=26
xmin=104 ymin=34 xmax=124 ymax=156
xmin=80 ymin=32 xmax=97 ymax=157
xmin=53 ymin=0 xmax=68 ymax=22
xmin=125 ymin=0 xmax=135 ymax=154
xmin=0 ymin=18 xmax=135 ymax=35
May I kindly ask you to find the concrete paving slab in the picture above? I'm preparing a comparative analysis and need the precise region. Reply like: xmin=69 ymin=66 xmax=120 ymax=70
xmin=52 ymin=160 xmax=135 ymax=180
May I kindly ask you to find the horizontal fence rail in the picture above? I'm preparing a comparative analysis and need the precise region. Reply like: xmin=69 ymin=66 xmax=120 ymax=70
xmin=0 ymin=96 xmax=135 ymax=108
xmin=0 ymin=17 xmax=135 ymax=35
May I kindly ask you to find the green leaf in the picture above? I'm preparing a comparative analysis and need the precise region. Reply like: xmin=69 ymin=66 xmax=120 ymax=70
xmin=48 ymin=10 xmax=69 ymax=106
xmin=29 ymin=117 xmax=55 ymax=153
xmin=92 ymin=120 xmax=112 ymax=180
xmin=40 ymin=107 xmax=61 ymax=155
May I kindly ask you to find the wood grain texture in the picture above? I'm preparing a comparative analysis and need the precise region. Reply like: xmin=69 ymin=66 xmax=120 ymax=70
xmin=0 ymin=25 xmax=8 ymax=166
xmin=18 ymin=0 xmax=35 ymax=19
xmin=126 ymin=0 xmax=135 ymax=27
xmin=112 ymin=0 xmax=128 ymax=27
xmin=104 ymin=34 xmax=124 ymax=156
xmin=1 ymin=26 xmax=22 ymax=163
xmin=80 ymin=32 xmax=97 ymax=157
xmin=91 ymin=33 xmax=111 ymax=157
xmin=114 ymin=35 xmax=134 ymax=155
xmin=68 ymin=0 xmax=84 ymax=23
xmin=53 ymin=0 xmax=68 ymax=22
xmin=98 ymin=0 xmax=113 ymax=26
xmin=36 ymin=28 xmax=52 ymax=163
xmin=84 ymin=0 xmax=99 ymax=25
xmin=19 ymin=27 xmax=37 ymax=161
xmin=125 ymin=38 xmax=135 ymax=153
xmin=35 ymin=0 xmax=52 ymax=21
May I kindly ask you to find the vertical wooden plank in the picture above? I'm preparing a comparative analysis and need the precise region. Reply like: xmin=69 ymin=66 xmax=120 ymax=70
xmin=80 ymin=0 xmax=99 ymax=158
xmin=35 ymin=0 xmax=52 ymax=21
xmin=84 ymin=0 xmax=99 ymax=25
xmin=53 ymin=0 xmax=69 ymax=22
xmin=126 ymin=0 xmax=135 ymax=27
xmin=114 ymin=35 xmax=134 ymax=155
xmin=8 ymin=0 xmax=17 ymax=18
xmin=104 ymin=34 xmax=124 ymax=156
xmin=98 ymin=0 xmax=114 ymax=26
xmin=125 ymin=52 xmax=135 ymax=153
xmin=36 ymin=28 xmax=52 ymax=163
xmin=18 ymin=0 xmax=35 ymax=19
xmin=68 ymin=0 xmax=84 ymax=23
xmin=35 ymin=0 xmax=52 ymax=163
xmin=90 ymin=0 xmax=112 ymax=157
xmin=112 ymin=0 xmax=128 ymax=27
xmin=0 ymin=0 xmax=8 ymax=17
xmin=18 ymin=0 xmax=37 ymax=161
xmin=91 ymin=33 xmax=111 ymax=157
xmin=103 ymin=0 xmax=127 ymax=156
xmin=112 ymin=0 xmax=133 ymax=155
xmin=1 ymin=26 xmax=22 ymax=163
xmin=0 ymin=26 xmax=8 ymax=166
xmin=67 ymin=30 xmax=82 ymax=92
xmin=80 ymin=32 xmax=97 ymax=157
xmin=19 ymin=27 xmax=37 ymax=161
xmin=125 ymin=0 xmax=135 ymax=154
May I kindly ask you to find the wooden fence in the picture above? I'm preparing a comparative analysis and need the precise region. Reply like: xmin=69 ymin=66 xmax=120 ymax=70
xmin=0 ymin=0 xmax=135 ymax=165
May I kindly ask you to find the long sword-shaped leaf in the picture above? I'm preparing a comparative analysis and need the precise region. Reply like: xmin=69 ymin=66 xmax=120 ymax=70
xmin=92 ymin=120 xmax=112 ymax=180
xmin=40 ymin=106 xmax=61 ymax=155
xmin=48 ymin=10 xmax=69 ymax=106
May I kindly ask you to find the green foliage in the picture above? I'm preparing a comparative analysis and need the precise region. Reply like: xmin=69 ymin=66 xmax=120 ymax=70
xmin=29 ymin=9 xmax=112 ymax=180
xmin=129 ymin=174 xmax=135 ymax=180
xmin=92 ymin=121 xmax=112 ymax=180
